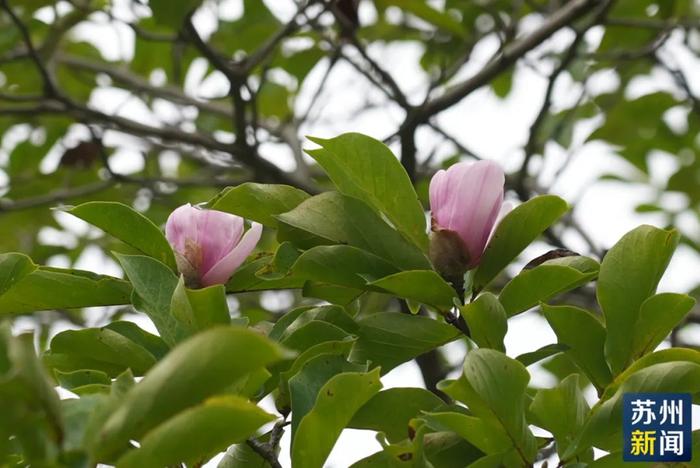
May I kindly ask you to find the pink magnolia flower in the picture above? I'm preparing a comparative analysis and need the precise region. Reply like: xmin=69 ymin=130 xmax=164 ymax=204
xmin=429 ymin=160 xmax=507 ymax=270
xmin=165 ymin=204 xmax=262 ymax=287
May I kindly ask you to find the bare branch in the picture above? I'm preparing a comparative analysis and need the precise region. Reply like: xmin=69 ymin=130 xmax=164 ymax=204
xmin=605 ymin=17 xmax=700 ymax=30
xmin=184 ymin=15 xmax=241 ymax=81
xmin=516 ymin=30 xmax=586 ymax=198
xmin=0 ymin=180 xmax=115 ymax=212
xmin=415 ymin=0 xmax=602 ymax=121
xmin=56 ymin=53 xmax=232 ymax=116
xmin=0 ymin=100 xmax=316 ymax=191
xmin=1 ymin=0 xmax=60 ymax=97
xmin=244 ymin=0 xmax=318 ymax=72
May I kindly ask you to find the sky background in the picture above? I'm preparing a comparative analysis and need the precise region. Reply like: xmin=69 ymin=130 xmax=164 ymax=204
xmin=6 ymin=0 xmax=700 ymax=466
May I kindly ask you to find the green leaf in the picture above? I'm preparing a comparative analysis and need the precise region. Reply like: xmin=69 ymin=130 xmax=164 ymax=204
xmin=115 ymin=254 xmax=188 ymax=347
xmin=226 ymin=254 xmax=305 ymax=293
xmin=5 ymin=333 xmax=63 ymax=440
xmin=303 ymin=281 xmax=364 ymax=305
xmin=104 ymin=321 xmax=169 ymax=361
xmin=149 ymin=0 xmax=202 ymax=28
xmin=209 ymin=183 xmax=310 ymax=227
xmin=228 ymin=366 xmax=271 ymax=400
xmin=68 ymin=202 xmax=176 ymax=270
xmin=0 ymin=253 xmax=36 ymax=295
xmin=438 ymin=349 xmax=537 ymax=464
xmin=474 ymin=195 xmax=569 ymax=291
xmin=542 ymin=304 xmax=612 ymax=391
xmin=350 ymin=312 xmax=460 ymax=373
xmin=376 ymin=0 xmax=466 ymax=37
xmin=69 ymin=371 xmax=136 ymax=454
xmin=48 ymin=327 xmax=157 ymax=376
xmin=351 ymin=446 xmax=415 ymax=467
xmin=420 ymin=411 xmax=511 ymax=455
xmin=255 ymin=241 xmax=301 ymax=280
xmin=217 ymin=441 xmax=267 ymax=468
xmin=597 ymin=225 xmax=679 ymax=374
xmin=55 ymin=369 xmax=111 ymax=392
xmin=352 ymin=432 xmax=482 ymax=467
xmin=268 ymin=305 xmax=314 ymax=341
xmin=516 ymin=343 xmax=568 ymax=367
xmin=281 ymin=321 xmax=350 ymax=353
xmin=280 ymin=45 xmax=325 ymax=82
xmin=210 ymin=0 xmax=280 ymax=55
xmin=349 ymin=387 xmax=445 ymax=442
xmin=278 ymin=191 xmax=430 ymax=270
xmin=115 ymin=395 xmax=275 ymax=468
xmin=629 ymin=292 xmax=694 ymax=361
xmin=0 ymin=267 xmax=132 ymax=315
xmin=459 ymin=293 xmax=507 ymax=352
xmin=541 ymin=354 xmax=591 ymax=388
xmin=491 ymin=71 xmax=513 ymax=99
xmin=306 ymin=133 xmax=428 ymax=251
xmin=369 ymin=270 xmax=458 ymax=311
xmin=467 ymin=453 xmax=508 ymax=468
xmin=275 ymin=338 xmax=356 ymax=411
xmin=291 ymin=245 xmax=398 ymax=290
xmin=499 ymin=257 xmax=599 ymax=316
xmin=292 ymin=368 xmax=382 ymax=468
xmin=170 ymin=277 xmax=230 ymax=334
xmin=529 ymin=375 xmax=590 ymax=456
xmin=288 ymin=353 xmax=366 ymax=446
xmin=589 ymin=92 xmax=682 ymax=172
xmin=94 ymin=326 xmax=287 ymax=462
xmin=62 ymin=395 xmax=107 ymax=453
xmin=273 ymin=306 xmax=356 ymax=344
xmin=600 ymin=348 xmax=700 ymax=402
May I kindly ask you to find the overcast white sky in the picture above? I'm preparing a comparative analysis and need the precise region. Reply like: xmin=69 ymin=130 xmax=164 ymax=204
xmin=5 ymin=0 xmax=700 ymax=466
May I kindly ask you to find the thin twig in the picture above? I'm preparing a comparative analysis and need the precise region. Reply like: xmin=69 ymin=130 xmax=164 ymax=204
xmin=415 ymin=0 xmax=601 ymax=121
xmin=1 ymin=0 xmax=60 ymax=97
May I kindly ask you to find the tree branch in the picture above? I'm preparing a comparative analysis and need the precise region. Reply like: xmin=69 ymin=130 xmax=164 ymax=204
xmin=415 ymin=0 xmax=601 ymax=122
xmin=1 ymin=0 xmax=60 ymax=97
xmin=0 ymin=180 xmax=115 ymax=212
xmin=0 ymin=98 xmax=317 ymax=192
xmin=516 ymin=29 xmax=586 ymax=198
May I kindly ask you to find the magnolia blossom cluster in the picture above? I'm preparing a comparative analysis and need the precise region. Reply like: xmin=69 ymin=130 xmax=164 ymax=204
xmin=164 ymin=160 xmax=506 ymax=289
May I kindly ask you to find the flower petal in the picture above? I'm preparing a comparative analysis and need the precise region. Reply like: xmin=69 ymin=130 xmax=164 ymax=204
xmin=429 ymin=168 xmax=449 ymax=217
xmin=165 ymin=204 xmax=199 ymax=254
xmin=453 ymin=161 xmax=504 ymax=264
xmin=430 ymin=161 xmax=472 ymax=229
xmin=196 ymin=210 xmax=244 ymax=275
xmin=479 ymin=201 xmax=513 ymax=266
xmin=201 ymin=222 xmax=263 ymax=287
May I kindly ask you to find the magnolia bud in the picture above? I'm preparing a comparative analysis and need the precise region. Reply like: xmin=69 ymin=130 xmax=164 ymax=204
xmin=429 ymin=160 xmax=508 ymax=282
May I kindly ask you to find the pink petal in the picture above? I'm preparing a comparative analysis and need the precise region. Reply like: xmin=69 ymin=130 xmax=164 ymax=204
xmin=465 ymin=192 xmax=506 ymax=267
xmin=479 ymin=200 xmax=513 ymax=256
xmin=494 ymin=201 xmax=513 ymax=234
xmin=430 ymin=162 xmax=472 ymax=228
xmin=429 ymin=169 xmax=449 ymax=215
xmin=165 ymin=204 xmax=199 ymax=254
xmin=196 ymin=210 xmax=244 ymax=275
xmin=201 ymin=222 xmax=263 ymax=286
xmin=454 ymin=161 xmax=504 ymax=263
